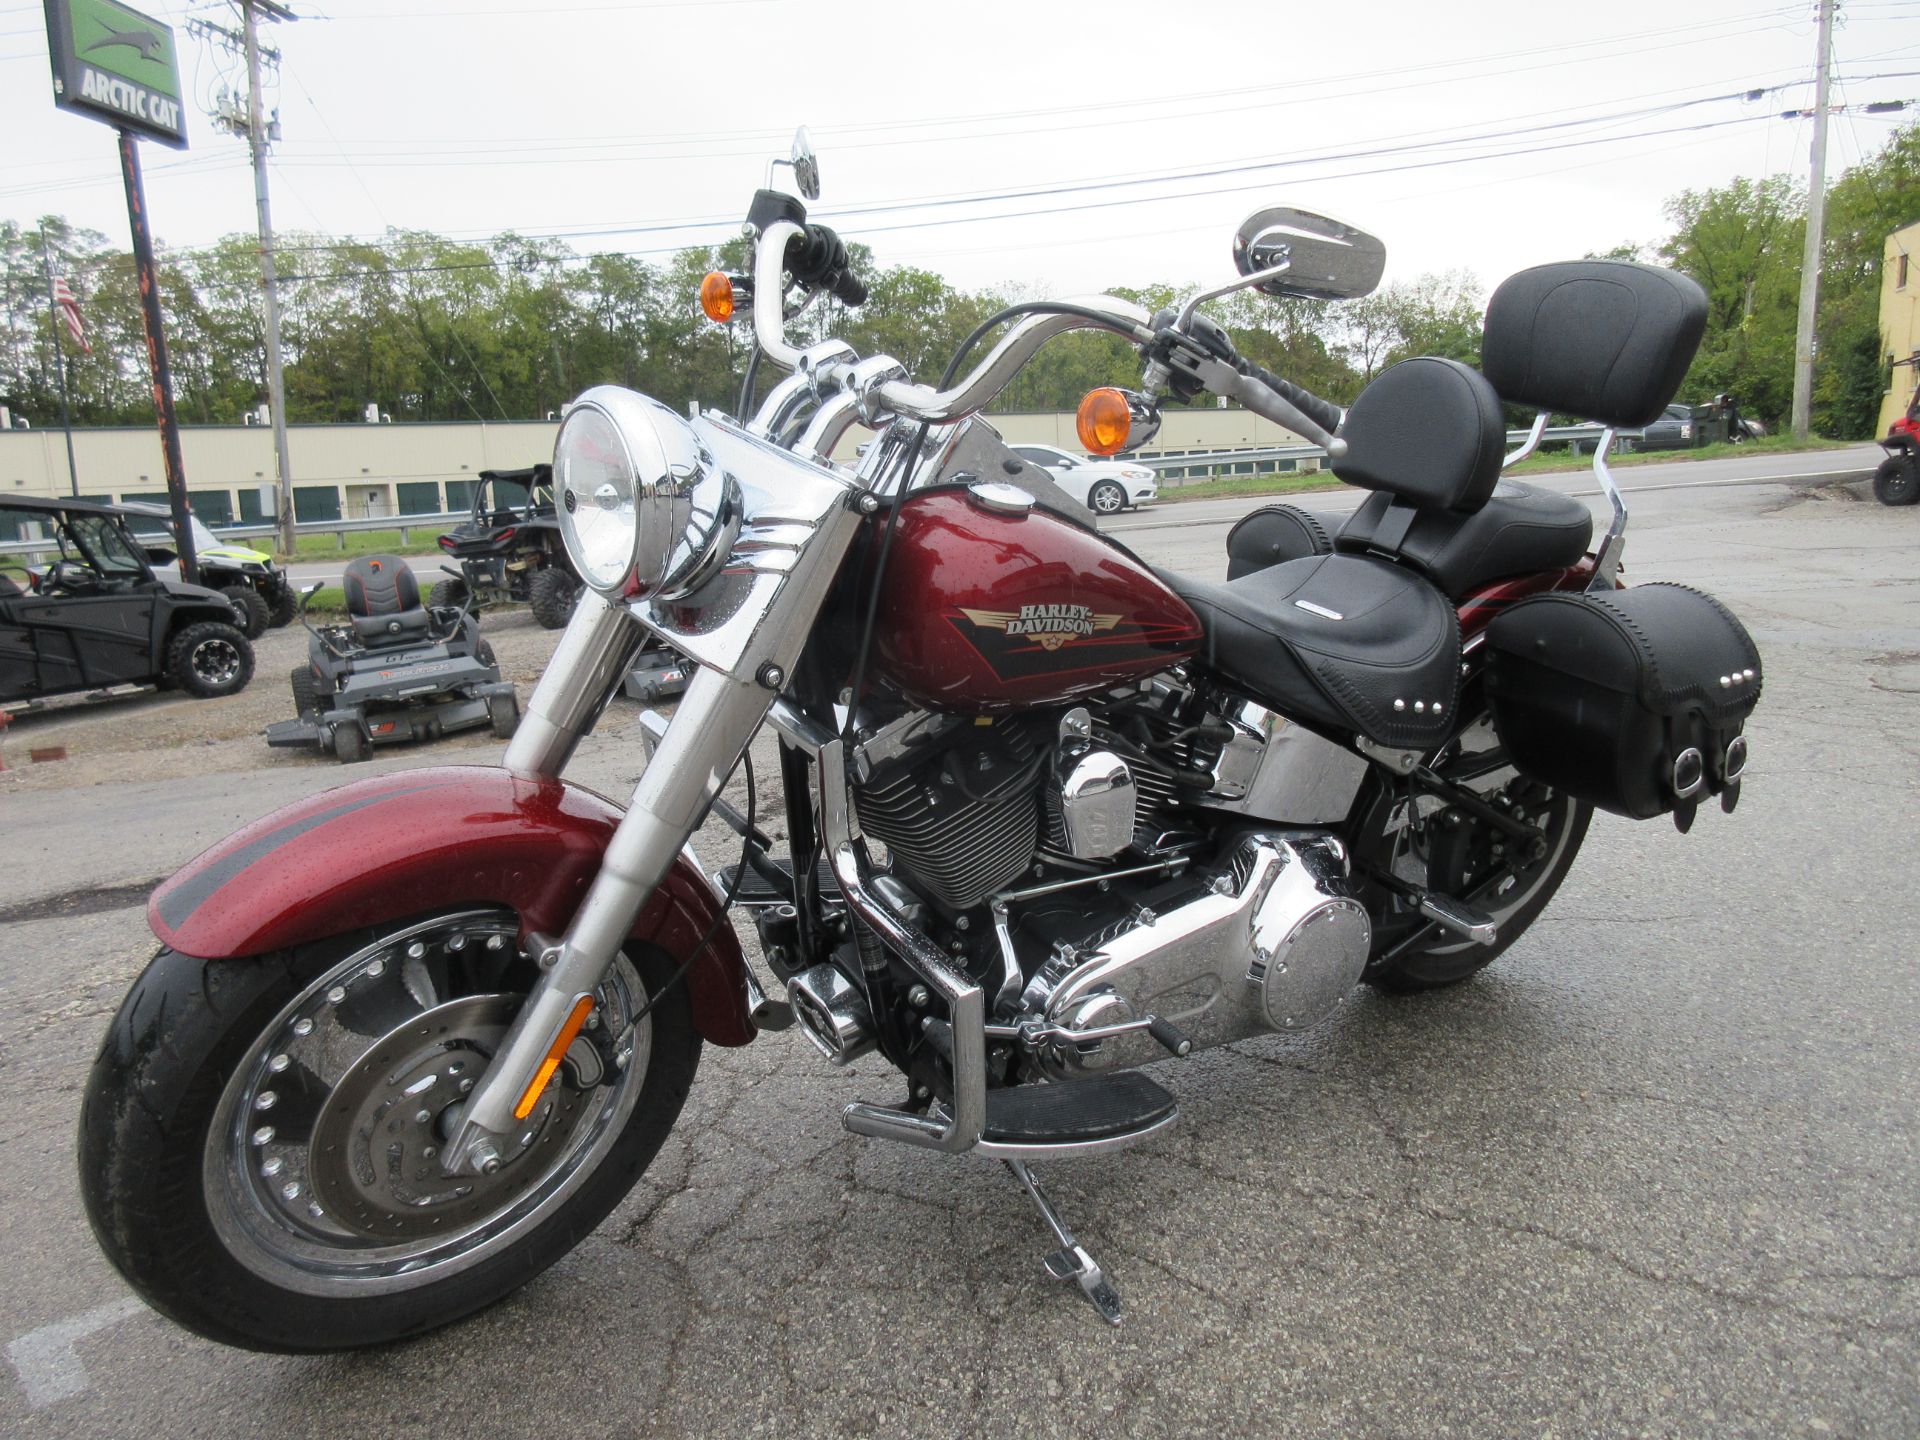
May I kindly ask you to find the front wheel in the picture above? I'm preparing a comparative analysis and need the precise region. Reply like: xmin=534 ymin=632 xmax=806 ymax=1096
xmin=1351 ymin=713 xmax=1592 ymax=992
xmin=78 ymin=909 xmax=700 ymax=1352
xmin=167 ymin=621 xmax=254 ymax=698
xmin=1873 ymin=454 xmax=1919 ymax=506
xmin=1088 ymin=481 xmax=1126 ymax=516
xmin=221 ymin=585 xmax=270 ymax=639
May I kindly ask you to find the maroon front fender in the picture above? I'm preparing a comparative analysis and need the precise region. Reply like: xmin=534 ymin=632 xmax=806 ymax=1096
xmin=148 ymin=765 xmax=755 ymax=1047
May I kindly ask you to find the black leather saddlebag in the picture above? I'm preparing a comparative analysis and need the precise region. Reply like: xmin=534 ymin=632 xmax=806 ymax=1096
xmin=1224 ymin=504 xmax=1332 ymax=579
xmin=1483 ymin=583 xmax=1760 ymax=824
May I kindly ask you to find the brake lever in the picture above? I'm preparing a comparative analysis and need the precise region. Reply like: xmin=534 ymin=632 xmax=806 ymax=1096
xmin=1153 ymin=334 xmax=1345 ymax=457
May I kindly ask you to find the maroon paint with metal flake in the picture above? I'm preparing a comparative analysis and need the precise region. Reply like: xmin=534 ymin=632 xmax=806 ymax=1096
xmin=869 ymin=489 xmax=1203 ymax=713
xmin=148 ymin=765 xmax=753 ymax=1046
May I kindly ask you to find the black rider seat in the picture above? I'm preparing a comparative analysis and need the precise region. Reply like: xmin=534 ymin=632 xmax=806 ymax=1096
xmin=341 ymin=555 xmax=431 ymax=645
xmin=1164 ymin=552 xmax=1460 ymax=749
xmin=1335 ymin=480 xmax=1593 ymax=598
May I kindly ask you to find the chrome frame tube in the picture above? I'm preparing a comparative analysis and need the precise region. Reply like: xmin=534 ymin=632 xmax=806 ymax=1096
xmin=767 ymin=699 xmax=986 ymax=1153
xmin=503 ymin=588 xmax=649 ymax=780
xmin=1503 ymin=411 xmax=1549 ymax=469
xmin=448 ymin=663 xmax=771 ymax=1169
xmin=1587 ymin=428 xmax=1627 ymax=589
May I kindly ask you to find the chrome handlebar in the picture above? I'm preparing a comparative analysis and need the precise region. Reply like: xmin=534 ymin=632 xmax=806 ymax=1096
xmin=748 ymin=216 xmax=1154 ymax=432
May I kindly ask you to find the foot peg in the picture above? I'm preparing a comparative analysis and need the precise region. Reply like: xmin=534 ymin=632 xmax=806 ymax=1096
xmin=1416 ymin=892 xmax=1498 ymax=947
xmin=1005 ymin=1159 xmax=1122 ymax=1325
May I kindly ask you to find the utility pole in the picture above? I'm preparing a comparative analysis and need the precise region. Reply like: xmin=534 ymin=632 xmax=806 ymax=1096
xmin=1790 ymin=0 xmax=1836 ymax=441
xmin=191 ymin=2 xmax=297 ymax=553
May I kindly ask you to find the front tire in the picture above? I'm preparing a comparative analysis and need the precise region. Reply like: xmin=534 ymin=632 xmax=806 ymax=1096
xmin=78 ymin=909 xmax=700 ymax=1353
xmin=167 ymin=621 xmax=254 ymax=698
xmin=221 ymin=585 xmax=270 ymax=639
xmin=1088 ymin=481 xmax=1126 ymax=516
xmin=1873 ymin=454 xmax=1919 ymax=506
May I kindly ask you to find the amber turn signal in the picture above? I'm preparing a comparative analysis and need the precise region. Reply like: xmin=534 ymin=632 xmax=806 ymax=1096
xmin=513 ymin=994 xmax=597 ymax=1120
xmin=1077 ymin=387 xmax=1131 ymax=456
xmin=699 ymin=271 xmax=735 ymax=324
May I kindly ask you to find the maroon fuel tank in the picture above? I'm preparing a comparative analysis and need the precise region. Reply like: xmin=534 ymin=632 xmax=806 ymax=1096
xmin=869 ymin=487 xmax=1203 ymax=713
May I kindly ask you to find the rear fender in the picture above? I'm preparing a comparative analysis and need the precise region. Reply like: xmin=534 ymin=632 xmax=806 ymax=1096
xmin=148 ymin=765 xmax=754 ymax=1046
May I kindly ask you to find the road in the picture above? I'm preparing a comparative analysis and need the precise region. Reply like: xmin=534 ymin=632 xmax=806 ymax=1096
xmin=3 ymin=446 xmax=1916 ymax=1438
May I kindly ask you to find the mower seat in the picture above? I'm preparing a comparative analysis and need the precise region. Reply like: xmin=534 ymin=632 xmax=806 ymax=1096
xmin=342 ymin=555 xmax=431 ymax=644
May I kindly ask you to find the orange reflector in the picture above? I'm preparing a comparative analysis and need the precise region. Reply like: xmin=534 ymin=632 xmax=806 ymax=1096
xmin=699 ymin=271 xmax=735 ymax=323
xmin=1077 ymin=387 xmax=1131 ymax=455
xmin=514 ymin=995 xmax=597 ymax=1120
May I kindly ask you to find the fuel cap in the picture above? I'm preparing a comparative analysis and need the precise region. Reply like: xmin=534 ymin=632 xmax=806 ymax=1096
xmin=967 ymin=481 xmax=1034 ymax=515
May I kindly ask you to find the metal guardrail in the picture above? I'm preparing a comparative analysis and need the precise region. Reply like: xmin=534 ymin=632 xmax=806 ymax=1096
xmin=0 ymin=509 xmax=465 ymax=559
xmin=1137 ymin=423 xmax=1615 ymax=483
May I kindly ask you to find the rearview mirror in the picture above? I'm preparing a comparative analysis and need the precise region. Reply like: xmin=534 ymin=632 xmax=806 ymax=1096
xmin=1232 ymin=207 xmax=1385 ymax=301
xmin=790 ymin=126 xmax=821 ymax=201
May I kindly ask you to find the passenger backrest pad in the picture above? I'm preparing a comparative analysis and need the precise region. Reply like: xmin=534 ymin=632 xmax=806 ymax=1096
xmin=1481 ymin=260 xmax=1707 ymax=429
xmin=342 ymin=555 xmax=422 ymax=618
xmin=1331 ymin=356 xmax=1505 ymax=514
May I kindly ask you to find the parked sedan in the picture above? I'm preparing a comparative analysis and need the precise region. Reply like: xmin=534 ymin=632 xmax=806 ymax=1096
xmin=1009 ymin=443 xmax=1158 ymax=515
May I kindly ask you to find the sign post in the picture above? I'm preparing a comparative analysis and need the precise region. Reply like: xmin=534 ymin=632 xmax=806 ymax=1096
xmin=42 ymin=0 xmax=198 ymax=582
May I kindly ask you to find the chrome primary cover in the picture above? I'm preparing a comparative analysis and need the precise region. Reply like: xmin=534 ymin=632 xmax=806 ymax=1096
xmin=1029 ymin=834 xmax=1371 ymax=1074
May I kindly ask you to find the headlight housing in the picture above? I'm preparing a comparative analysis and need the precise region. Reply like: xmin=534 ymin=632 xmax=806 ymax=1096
xmin=553 ymin=386 xmax=739 ymax=599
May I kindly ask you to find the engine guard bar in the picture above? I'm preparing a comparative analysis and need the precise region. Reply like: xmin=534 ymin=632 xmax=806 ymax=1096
xmin=767 ymin=698 xmax=987 ymax=1153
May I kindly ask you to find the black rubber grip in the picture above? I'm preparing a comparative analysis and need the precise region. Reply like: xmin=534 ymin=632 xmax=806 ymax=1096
xmin=1240 ymin=360 xmax=1344 ymax=436
xmin=829 ymin=269 xmax=868 ymax=307
xmin=784 ymin=223 xmax=867 ymax=309
xmin=1146 ymin=1015 xmax=1193 ymax=1057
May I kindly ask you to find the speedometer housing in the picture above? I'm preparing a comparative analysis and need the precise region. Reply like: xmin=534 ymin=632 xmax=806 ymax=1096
xmin=553 ymin=386 xmax=740 ymax=599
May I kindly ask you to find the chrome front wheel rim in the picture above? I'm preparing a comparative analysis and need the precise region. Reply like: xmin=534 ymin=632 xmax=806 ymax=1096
xmin=204 ymin=909 xmax=651 ymax=1296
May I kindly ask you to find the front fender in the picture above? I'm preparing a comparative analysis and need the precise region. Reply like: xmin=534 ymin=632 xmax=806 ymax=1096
xmin=148 ymin=765 xmax=754 ymax=1046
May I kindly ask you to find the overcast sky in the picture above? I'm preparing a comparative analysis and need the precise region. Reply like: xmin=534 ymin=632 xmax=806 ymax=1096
xmin=3 ymin=0 xmax=1917 ymax=304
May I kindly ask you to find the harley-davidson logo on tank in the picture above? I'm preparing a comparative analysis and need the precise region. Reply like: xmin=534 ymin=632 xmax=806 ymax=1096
xmin=958 ymin=603 xmax=1122 ymax=651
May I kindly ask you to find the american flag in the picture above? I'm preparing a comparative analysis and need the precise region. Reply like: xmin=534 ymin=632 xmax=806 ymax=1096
xmin=51 ymin=275 xmax=91 ymax=355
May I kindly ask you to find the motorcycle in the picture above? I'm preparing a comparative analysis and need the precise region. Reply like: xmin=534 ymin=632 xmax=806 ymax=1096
xmin=78 ymin=131 xmax=1763 ymax=1349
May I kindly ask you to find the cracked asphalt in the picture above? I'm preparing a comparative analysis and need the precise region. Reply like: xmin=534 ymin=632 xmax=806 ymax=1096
xmin=1 ymin=449 xmax=1914 ymax=1438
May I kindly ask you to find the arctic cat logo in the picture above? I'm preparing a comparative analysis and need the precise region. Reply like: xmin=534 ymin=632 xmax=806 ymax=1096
xmin=959 ymin=603 xmax=1122 ymax=651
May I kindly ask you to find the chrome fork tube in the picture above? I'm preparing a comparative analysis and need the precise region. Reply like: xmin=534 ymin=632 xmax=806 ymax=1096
xmin=448 ymin=662 xmax=770 ymax=1170
xmin=503 ymin=588 xmax=649 ymax=780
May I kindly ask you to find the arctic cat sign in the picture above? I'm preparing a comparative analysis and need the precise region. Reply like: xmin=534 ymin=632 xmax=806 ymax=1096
xmin=44 ymin=0 xmax=188 ymax=149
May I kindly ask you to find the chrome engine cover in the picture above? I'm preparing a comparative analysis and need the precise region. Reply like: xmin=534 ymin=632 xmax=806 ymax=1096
xmin=1026 ymin=833 xmax=1371 ymax=1075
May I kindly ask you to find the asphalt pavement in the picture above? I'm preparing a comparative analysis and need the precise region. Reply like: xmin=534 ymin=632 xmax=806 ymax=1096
xmin=2 ymin=446 xmax=1915 ymax=1438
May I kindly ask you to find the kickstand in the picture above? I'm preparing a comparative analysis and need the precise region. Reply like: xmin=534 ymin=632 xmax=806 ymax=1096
xmin=1003 ymin=1159 xmax=1122 ymax=1325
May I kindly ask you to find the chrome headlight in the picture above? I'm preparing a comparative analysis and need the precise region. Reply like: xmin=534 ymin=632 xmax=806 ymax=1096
xmin=553 ymin=386 xmax=739 ymax=599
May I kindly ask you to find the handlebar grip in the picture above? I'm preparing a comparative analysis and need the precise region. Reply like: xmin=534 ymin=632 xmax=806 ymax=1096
xmin=830 ymin=269 xmax=868 ymax=308
xmin=1241 ymin=360 xmax=1344 ymax=437
xmin=784 ymin=223 xmax=867 ymax=310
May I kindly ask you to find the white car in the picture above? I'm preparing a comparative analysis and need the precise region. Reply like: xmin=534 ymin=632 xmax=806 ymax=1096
xmin=1009 ymin=444 xmax=1158 ymax=515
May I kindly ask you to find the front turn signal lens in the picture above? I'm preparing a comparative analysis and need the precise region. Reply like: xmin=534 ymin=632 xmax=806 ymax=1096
xmin=699 ymin=271 xmax=735 ymax=323
xmin=513 ymin=994 xmax=597 ymax=1120
xmin=1077 ymin=387 xmax=1131 ymax=455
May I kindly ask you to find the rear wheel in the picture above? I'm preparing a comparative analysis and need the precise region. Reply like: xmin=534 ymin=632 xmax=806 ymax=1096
xmin=1873 ymin=454 xmax=1919 ymax=506
xmin=167 ymin=621 xmax=254 ymax=699
xmin=78 ymin=909 xmax=700 ymax=1352
xmin=1352 ymin=713 xmax=1592 ymax=992
xmin=1088 ymin=481 xmax=1126 ymax=516
xmin=222 ymin=585 xmax=270 ymax=639
xmin=527 ymin=567 xmax=578 ymax=630
xmin=429 ymin=577 xmax=470 ymax=611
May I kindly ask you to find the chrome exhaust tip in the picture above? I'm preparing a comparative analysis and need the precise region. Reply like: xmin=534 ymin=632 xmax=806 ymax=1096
xmin=787 ymin=964 xmax=877 ymax=1066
